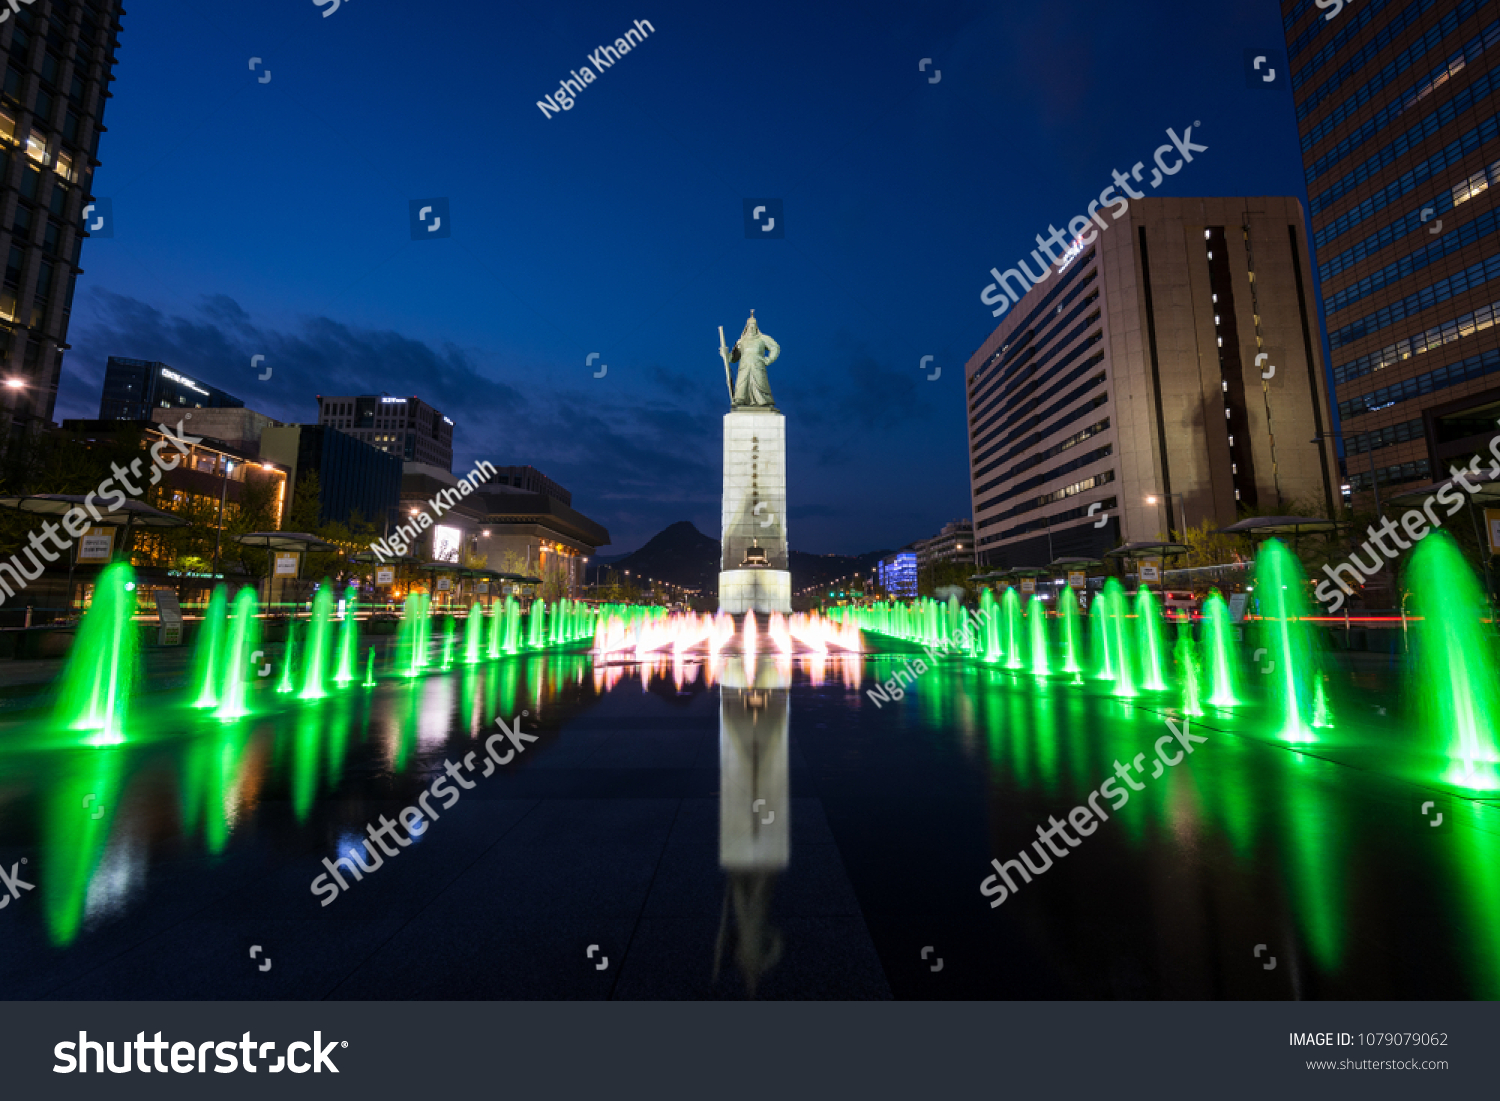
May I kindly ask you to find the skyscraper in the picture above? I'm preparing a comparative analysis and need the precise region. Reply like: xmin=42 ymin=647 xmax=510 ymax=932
xmin=0 ymin=1 xmax=123 ymax=423
xmin=966 ymin=197 xmax=1340 ymax=568
xmin=1283 ymin=0 xmax=1500 ymax=499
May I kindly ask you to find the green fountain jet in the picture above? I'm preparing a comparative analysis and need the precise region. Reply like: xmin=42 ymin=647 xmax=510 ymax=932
xmin=55 ymin=562 xmax=139 ymax=745
xmin=1405 ymin=531 xmax=1500 ymax=790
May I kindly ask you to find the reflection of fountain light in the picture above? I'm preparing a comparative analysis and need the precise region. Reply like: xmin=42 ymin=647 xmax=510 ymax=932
xmin=805 ymin=653 xmax=826 ymax=686
xmin=419 ymin=676 xmax=455 ymax=749
xmin=83 ymin=825 xmax=146 ymax=933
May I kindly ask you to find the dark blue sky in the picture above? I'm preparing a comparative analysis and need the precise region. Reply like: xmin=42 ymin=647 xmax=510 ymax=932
xmin=59 ymin=0 xmax=1314 ymax=554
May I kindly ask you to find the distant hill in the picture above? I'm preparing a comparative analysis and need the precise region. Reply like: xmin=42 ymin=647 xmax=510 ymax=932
xmin=609 ymin=521 xmax=889 ymax=594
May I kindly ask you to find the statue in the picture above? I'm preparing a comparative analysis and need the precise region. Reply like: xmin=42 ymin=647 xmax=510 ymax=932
xmin=718 ymin=310 xmax=780 ymax=408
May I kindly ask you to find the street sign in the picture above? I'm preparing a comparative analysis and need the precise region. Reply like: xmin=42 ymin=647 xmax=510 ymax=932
xmin=1140 ymin=563 xmax=1160 ymax=583
xmin=376 ymin=567 xmax=395 ymax=585
xmin=437 ymin=577 xmax=452 ymax=591
xmin=1486 ymin=508 xmax=1500 ymax=555
xmin=1228 ymin=592 xmax=1248 ymax=624
xmin=274 ymin=552 xmax=300 ymax=577
xmin=77 ymin=527 xmax=114 ymax=563
xmin=1067 ymin=570 xmax=1086 ymax=589
xmin=1021 ymin=578 xmax=1035 ymax=594
xmin=155 ymin=588 xmax=183 ymax=647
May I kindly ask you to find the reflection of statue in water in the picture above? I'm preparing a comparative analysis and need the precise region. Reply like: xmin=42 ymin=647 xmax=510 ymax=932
xmin=718 ymin=310 xmax=780 ymax=409
xmin=714 ymin=871 xmax=784 ymax=998
xmin=715 ymin=666 xmax=790 ymax=997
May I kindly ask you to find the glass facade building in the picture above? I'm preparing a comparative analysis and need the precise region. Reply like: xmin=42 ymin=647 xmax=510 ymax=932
xmin=877 ymin=551 xmax=917 ymax=599
xmin=1283 ymin=0 xmax=1500 ymax=496
xmin=0 ymin=0 xmax=125 ymax=422
xmin=98 ymin=356 xmax=245 ymax=420
xmin=259 ymin=423 xmax=402 ymax=531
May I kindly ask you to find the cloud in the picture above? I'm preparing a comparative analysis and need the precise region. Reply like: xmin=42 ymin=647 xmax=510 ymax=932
xmin=57 ymin=288 xmax=727 ymax=550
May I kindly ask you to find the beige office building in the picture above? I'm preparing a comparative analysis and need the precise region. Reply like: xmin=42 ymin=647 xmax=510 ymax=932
xmin=966 ymin=196 xmax=1341 ymax=567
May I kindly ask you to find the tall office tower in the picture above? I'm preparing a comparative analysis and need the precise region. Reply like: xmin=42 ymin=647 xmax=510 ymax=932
xmin=0 ymin=1 xmax=123 ymax=424
xmin=316 ymin=392 xmax=454 ymax=471
xmin=1283 ymin=0 xmax=1500 ymax=499
xmin=98 ymin=355 xmax=245 ymax=419
xmin=966 ymin=197 xmax=1340 ymax=568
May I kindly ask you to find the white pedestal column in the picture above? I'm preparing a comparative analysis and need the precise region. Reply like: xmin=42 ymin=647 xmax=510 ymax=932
xmin=719 ymin=408 xmax=791 ymax=614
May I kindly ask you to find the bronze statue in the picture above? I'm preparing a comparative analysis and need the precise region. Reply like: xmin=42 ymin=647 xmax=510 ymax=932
xmin=718 ymin=310 xmax=780 ymax=408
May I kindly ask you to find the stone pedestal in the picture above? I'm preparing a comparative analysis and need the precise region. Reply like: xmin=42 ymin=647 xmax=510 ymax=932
xmin=719 ymin=408 xmax=791 ymax=614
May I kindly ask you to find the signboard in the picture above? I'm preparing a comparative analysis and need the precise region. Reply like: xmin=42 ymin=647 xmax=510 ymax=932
xmin=77 ymin=527 xmax=114 ymax=563
xmin=274 ymin=552 xmax=300 ymax=577
xmin=1067 ymin=570 xmax=1086 ymax=589
xmin=1140 ymin=563 xmax=1161 ymax=583
xmin=478 ymin=581 xmax=489 ymax=594
xmin=436 ymin=577 xmax=452 ymax=591
xmin=155 ymin=588 xmax=182 ymax=647
xmin=1487 ymin=508 xmax=1500 ymax=555
xmin=375 ymin=567 xmax=395 ymax=586
xmin=1228 ymin=592 xmax=1249 ymax=624
xmin=432 ymin=525 xmax=461 ymax=564
xmin=1020 ymin=578 xmax=1035 ymax=594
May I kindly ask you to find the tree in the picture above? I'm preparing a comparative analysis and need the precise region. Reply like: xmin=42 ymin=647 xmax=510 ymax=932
xmin=287 ymin=470 xmax=323 ymax=534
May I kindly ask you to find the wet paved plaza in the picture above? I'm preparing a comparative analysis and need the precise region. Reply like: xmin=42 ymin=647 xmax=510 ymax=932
xmin=1 ymin=643 xmax=1496 ymax=1000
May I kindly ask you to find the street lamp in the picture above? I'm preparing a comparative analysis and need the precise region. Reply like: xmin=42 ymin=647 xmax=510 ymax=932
xmin=211 ymin=457 xmax=235 ymax=577
xmin=1312 ymin=433 xmax=1381 ymax=518
xmin=1145 ymin=492 xmax=1187 ymax=538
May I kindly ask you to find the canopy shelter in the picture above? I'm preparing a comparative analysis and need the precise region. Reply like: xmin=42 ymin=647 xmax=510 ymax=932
xmin=348 ymin=550 xmax=420 ymax=566
xmin=233 ymin=531 xmax=337 ymax=553
xmin=984 ymin=566 xmax=1050 ymax=591
xmin=0 ymin=493 xmax=188 ymax=551
xmin=1387 ymin=473 xmax=1500 ymax=594
xmin=1216 ymin=515 xmax=1341 ymax=558
xmin=1386 ymin=474 xmax=1500 ymax=508
xmin=1050 ymin=556 xmax=1104 ymax=569
xmin=0 ymin=493 xmax=190 ymax=610
xmin=1105 ymin=541 xmax=1189 ymax=560
xmin=1216 ymin=515 xmax=1339 ymax=536
xmin=232 ymin=531 xmax=337 ymax=606
xmin=1105 ymin=541 xmax=1189 ymax=590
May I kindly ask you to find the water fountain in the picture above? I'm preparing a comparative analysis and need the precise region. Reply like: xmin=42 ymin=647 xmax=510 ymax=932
xmin=1405 ymin=531 xmax=1500 ymax=790
xmin=55 ymin=562 xmax=139 ymax=744
xmin=191 ymin=584 xmax=227 ymax=710
xmin=1026 ymin=594 xmax=1050 ymax=676
xmin=1136 ymin=586 xmax=1169 ymax=692
xmin=1175 ymin=619 xmax=1203 ymax=717
xmin=1253 ymin=539 xmax=1321 ymax=743
xmin=333 ymin=585 xmax=359 ymax=686
xmin=215 ymin=586 xmax=260 ymax=722
xmin=1203 ymin=590 xmax=1240 ymax=708
xmin=441 ymin=614 xmax=456 ymax=670
xmin=1058 ymin=585 xmax=1082 ymax=675
xmin=277 ymin=619 xmax=298 ymax=695
xmin=464 ymin=602 xmax=483 ymax=664
xmin=1091 ymin=591 xmax=1114 ymax=681
xmin=1001 ymin=587 xmax=1023 ymax=671
xmin=299 ymin=583 xmax=334 ymax=700
xmin=1102 ymin=579 xmax=1136 ymax=698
